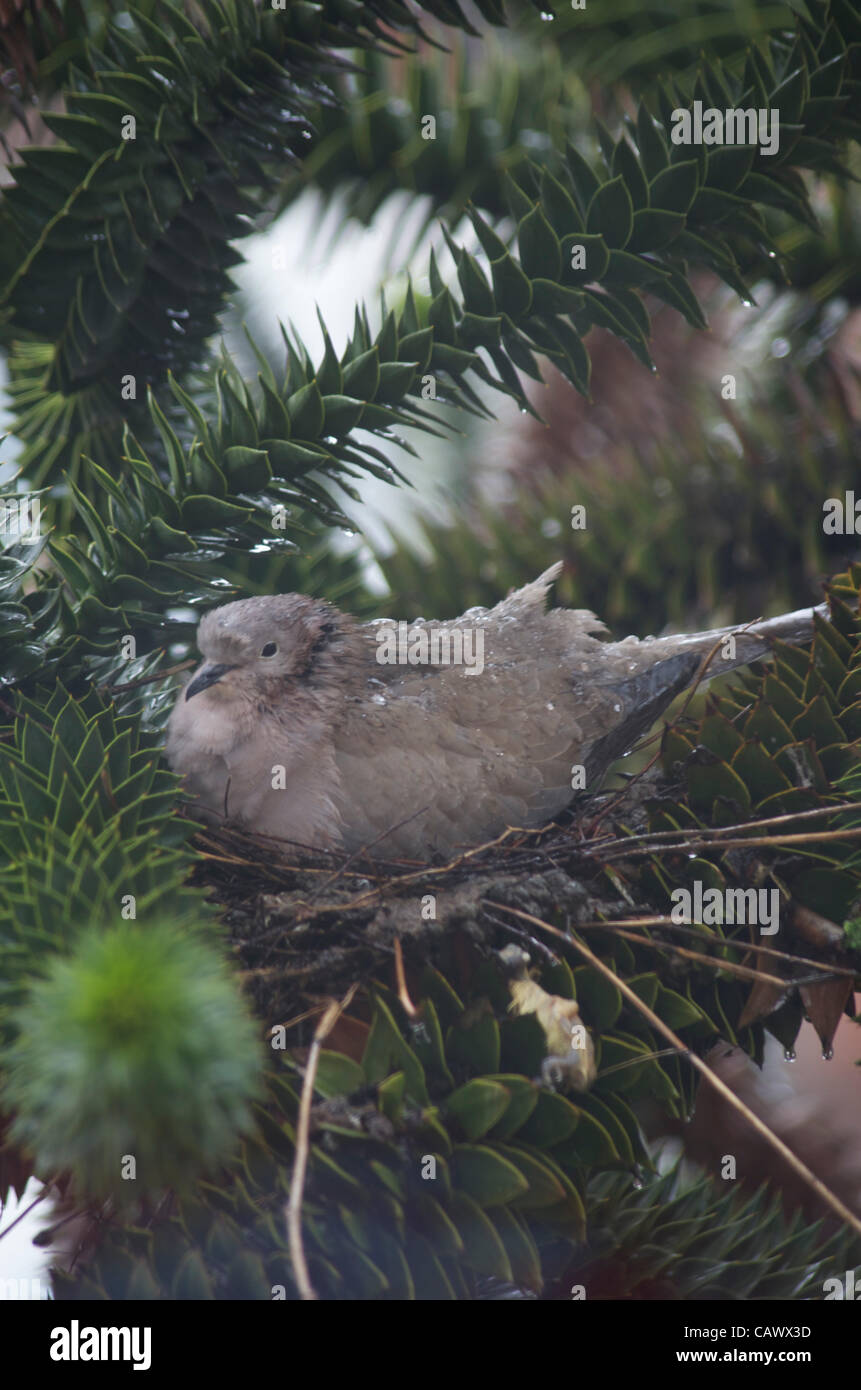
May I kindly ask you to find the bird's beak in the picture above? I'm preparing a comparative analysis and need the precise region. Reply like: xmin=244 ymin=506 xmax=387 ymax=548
xmin=185 ymin=663 xmax=236 ymax=701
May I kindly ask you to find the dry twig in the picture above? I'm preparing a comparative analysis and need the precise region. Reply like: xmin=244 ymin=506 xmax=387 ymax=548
xmin=287 ymin=981 xmax=359 ymax=1301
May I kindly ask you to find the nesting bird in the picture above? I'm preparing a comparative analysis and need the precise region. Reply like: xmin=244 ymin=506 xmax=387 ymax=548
xmin=165 ymin=563 xmax=821 ymax=861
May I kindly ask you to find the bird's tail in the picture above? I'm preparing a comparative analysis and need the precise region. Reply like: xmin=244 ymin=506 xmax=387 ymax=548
xmin=583 ymin=604 xmax=825 ymax=782
xmin=629 ymin=603 xmax=826 ymax=674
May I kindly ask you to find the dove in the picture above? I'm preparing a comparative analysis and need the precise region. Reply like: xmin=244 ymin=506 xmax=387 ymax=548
xmin=165 ymin=563 xmax=823 ymax=861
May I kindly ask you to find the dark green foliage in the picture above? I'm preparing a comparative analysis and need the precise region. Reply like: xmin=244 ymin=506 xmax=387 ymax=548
xmin=516 ymin=0 xmax=820 ymax=89
xmin=575 ymin=1166 xmax=860 ymax=1299
xmin=374 ymin=355 xmax=860 ymax=635
xmin=45 ymin=977 xmax=859 ymax=1299
xmin=2 ymin=0 xmax=326 ymax=484
xmin=271 ymin=41 xmax=583 ymax=251
xmin=637 ymin=564 xmax=861 ymax=1057
xmin=1 ymin=0 xmax=860 ymax=1301
xmin=0 ymin=0 xmax=537 ymax=486
xmin=0 ymin=349 xmax=391 ymax=689
xmin=0 ymin=683 xmax=203 ymax=1033
xmin=2 ymin=0 xmax=859 ymax=501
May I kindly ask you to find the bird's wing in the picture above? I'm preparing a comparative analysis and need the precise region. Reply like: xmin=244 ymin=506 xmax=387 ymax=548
xmin=336 ymin=570 xmax=636 ymax=857
xmin=338 ymin=565 xmax=819 ymax=859
xmin=331 ymin=662 xmax=583 ymax=859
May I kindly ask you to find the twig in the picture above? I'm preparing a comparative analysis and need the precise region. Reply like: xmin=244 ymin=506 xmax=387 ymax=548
xmin=585 ymin=747 xmax=662 ymax=834
xmin=268 ymin=1005 xmax=329 ymax=1035
xmin=289 ymin=825 xmax=539 ymax=921
xmin=194 ymin=829 xmax=366 ymax=881
xmin=607 ymin=928 xmax=791 ymax=987
xmin=600 ymin=825 xmax=861 ymax=858
xmin=393 ymin=937 xmax=418 ymax=1018
xmin=600 ymin=1046 xmax=692 ymax=1079
xmin=287 ymin=982 xmax=358 ymax=1301
xmin=486 ymin=901 xmax=861 ymax=1242
xmin=100 ymin=659 xmax=196 ymax=695
xmin=609 ymin=927 xmax=843 ymax=989
xmin=0 ymin=691 xmax=52 ymax=734
xmin=581 ymin=915 xmax=858 ymax=978
xmin=598 ymin=802 xmax=861 ymax=852
xmin=307 ymin=804 xmax=434 ymax=902
xmin=676 ymin=618 xmax=763 ymax=721
xmin=584 ymin=623 xmax=767 ymax=834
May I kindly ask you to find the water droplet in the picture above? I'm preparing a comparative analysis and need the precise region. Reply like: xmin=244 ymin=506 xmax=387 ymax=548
xmin=784 ymin=1048 xmax=797 ymax=1062
xmin=545 ymin=701 xmax=555 ymax=710
xmin=630 ymin=1163 xmax=648 ymax=1190
xmin=822 ymin=1046 xmax=834 ymax=1061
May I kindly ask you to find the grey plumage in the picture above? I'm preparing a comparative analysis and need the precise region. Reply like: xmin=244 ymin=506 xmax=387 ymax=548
xmin=165 ymin=563 xmax=823 ymax=860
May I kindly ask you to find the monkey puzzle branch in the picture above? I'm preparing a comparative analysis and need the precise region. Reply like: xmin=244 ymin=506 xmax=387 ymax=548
xmin=486 ymin=902 xmax=861 ymax=1243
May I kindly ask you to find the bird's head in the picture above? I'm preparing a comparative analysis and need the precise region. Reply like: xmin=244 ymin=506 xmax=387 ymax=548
xmin=183 ymin=594 xmax=358 ymax=708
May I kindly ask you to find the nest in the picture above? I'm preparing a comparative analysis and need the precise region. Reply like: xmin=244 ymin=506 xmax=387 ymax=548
xmin=188 ymin=806 xmax=627 ymax=1034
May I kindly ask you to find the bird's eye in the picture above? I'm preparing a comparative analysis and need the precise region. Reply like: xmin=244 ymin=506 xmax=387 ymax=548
xmin=261 ymin=642 xmax=278 ymax=658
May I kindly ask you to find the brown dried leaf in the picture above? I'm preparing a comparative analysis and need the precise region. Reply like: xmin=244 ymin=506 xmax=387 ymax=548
xmin=791 ymin=903 xmax=844 ymax=949
xmin=799 ymin=977 xmax=855 ymax=1054
xmin=737 ymin=951 xmax=787 ymax=1029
